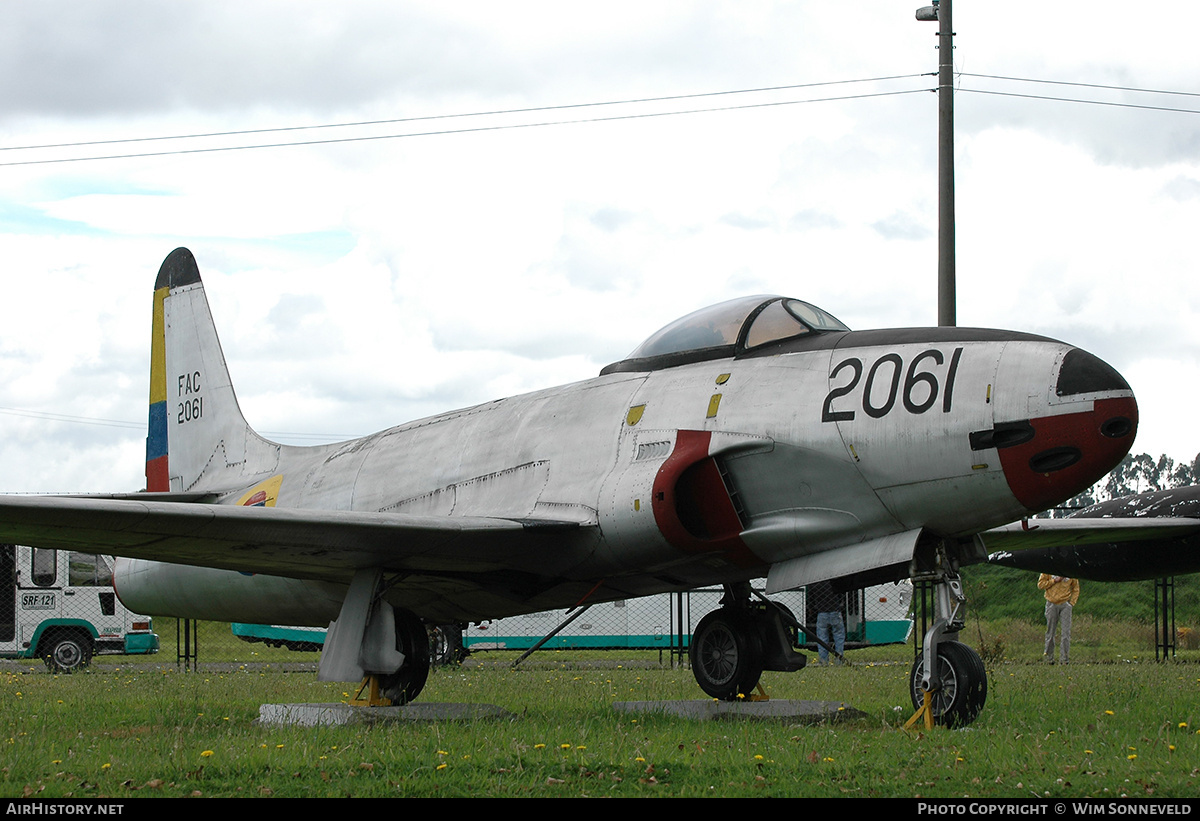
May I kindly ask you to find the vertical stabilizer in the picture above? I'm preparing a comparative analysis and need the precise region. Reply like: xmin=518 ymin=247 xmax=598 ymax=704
xmin=146 ymin=248 xmax=279 ymax=493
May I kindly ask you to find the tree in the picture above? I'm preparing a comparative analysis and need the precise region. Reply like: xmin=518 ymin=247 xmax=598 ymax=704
xmin=1046 ymin=452 xmax=1198 ymax=518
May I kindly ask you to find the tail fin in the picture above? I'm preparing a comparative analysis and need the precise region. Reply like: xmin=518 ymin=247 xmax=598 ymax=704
xmin=146 ymin=248 xmax=280 ymax=493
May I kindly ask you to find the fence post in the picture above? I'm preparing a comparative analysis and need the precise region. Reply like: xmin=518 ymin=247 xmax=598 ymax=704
xmin=1154 ymin=577 xmax=1175 ymax=661
xmin=177 ymin=618 xmax=198 ymax=671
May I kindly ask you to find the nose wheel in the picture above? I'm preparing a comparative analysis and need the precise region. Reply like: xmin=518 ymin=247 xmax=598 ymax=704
xmin=907 ymin=640 xmax=987 ymax=728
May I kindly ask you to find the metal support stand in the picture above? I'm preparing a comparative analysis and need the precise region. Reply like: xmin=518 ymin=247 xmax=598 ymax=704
xmin=510 ymin=605 xmax=592 ymax=668
xmin=1155 ymin=576 xmax=1175 ymax=661
xmin=177 ymin=618 xmax=197 ymax=671
xmin=671 ymin=591 xmax=687 ymax=668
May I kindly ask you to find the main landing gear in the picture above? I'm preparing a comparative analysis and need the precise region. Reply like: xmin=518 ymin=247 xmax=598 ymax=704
xmin=320 ymin=568 xmax=433 ymax=707
xmin=689 ymin=582 xmax=806 ymax=700
xmin=905 ymin=548 xmax=987 ymax=729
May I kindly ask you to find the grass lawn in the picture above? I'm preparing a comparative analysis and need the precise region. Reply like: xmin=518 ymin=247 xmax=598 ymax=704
xmin=3 ymin=647 xmax=1199 ymax=798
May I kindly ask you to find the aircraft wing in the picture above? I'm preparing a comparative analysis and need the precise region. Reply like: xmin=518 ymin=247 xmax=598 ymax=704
xmin=977 ymin=517 xmax=1200 ymax=552
xmin=0 ymin=494 xmax=590 ymax=582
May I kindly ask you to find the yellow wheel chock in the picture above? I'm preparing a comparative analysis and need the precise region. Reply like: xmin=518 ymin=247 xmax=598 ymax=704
xmin=349 ymin=675 xmax=393 ymax=707
xmin=747 ymin=683 xmax=770 ymax=702
xmin=904 ymin=689 xmax=935 ymax=730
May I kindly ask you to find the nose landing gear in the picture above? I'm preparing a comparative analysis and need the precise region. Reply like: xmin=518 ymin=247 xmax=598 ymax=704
xmin=905 ymin=553 xmax=987 ymax=729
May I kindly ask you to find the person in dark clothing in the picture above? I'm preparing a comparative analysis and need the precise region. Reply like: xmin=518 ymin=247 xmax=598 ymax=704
xmin=808 ymin=579 xmax=845 ymax=665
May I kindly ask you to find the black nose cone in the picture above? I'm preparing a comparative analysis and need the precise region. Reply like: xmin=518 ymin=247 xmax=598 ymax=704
xmin=1056 ymin=348 xmax=1130 ymax=397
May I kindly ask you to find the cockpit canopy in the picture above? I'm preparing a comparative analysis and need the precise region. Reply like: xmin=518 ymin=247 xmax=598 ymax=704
xmin=601 ymin=295 xmax=850 ymax=375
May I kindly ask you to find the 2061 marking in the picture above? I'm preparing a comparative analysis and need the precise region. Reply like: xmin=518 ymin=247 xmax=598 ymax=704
xmin=823 ymin=347 xmax=963 ymax=423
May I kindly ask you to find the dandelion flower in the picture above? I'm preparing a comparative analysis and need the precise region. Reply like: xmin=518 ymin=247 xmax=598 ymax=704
xmin=200 ymin=750 xmax=214 ymax=758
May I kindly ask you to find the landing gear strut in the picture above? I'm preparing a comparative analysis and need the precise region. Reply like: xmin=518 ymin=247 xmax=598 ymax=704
xmin=689 ymin=583 xmax=806 ymax=701
xmin=906 ymin=546 xmax=987 ymax=728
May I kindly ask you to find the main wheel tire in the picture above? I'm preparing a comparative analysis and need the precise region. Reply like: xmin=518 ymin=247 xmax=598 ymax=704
xmin=379 ymin=609 xmax=431 ymax=705
xmin=43 ymin=632 xmax=92 ymax=674
xmin=909 ymin=641 xmax=987 ymax=728
xmin=690 ymin=608 xmax=764 ymax=700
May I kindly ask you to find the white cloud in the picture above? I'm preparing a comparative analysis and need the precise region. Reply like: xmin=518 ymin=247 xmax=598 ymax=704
xmin=1 ymin=1 xmax=1197 ymax=495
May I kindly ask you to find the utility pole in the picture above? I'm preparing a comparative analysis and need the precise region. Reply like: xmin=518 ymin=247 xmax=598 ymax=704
xmin=916 ymin=0 xmax=955 ymax=327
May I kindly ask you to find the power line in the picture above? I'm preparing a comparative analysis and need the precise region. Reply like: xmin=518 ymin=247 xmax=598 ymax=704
xmin=0 ymin=406 xmax=358 ymax=441
xmin=960 ymin=73 xmax=1200 ymax=100
xmin=0 ymin=88 xmax=931 ymax=168
xmin=0 ymin=74 xmax=927 ymax=154
xmin=959 ymin=88 xmax=1200 ymax=116
xmin=4 ymin=71 xmax=1195 ymax=169
xmin=0 ymin=406 xmax=140 ymax=430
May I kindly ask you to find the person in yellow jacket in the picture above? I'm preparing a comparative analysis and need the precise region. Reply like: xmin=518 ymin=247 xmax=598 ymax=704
xmin=1039 ymin=574 xmax=1080 ymax=664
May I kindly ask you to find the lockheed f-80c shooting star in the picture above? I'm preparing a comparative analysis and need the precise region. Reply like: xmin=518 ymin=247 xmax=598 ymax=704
xmin=3 ymin=247 xmax=1186 ymax=727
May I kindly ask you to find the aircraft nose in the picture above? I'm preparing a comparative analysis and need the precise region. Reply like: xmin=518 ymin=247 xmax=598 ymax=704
xmin=990 ymin=346 xmax=1137 ymax=512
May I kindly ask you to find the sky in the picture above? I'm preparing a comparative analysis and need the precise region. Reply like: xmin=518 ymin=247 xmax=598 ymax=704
xmin=1 ymin=1 xmax=1198 ymax=494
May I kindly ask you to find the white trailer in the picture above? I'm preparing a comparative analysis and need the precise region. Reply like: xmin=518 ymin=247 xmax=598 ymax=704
xmin=464 ymin=582 xmax=913 ymax=651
